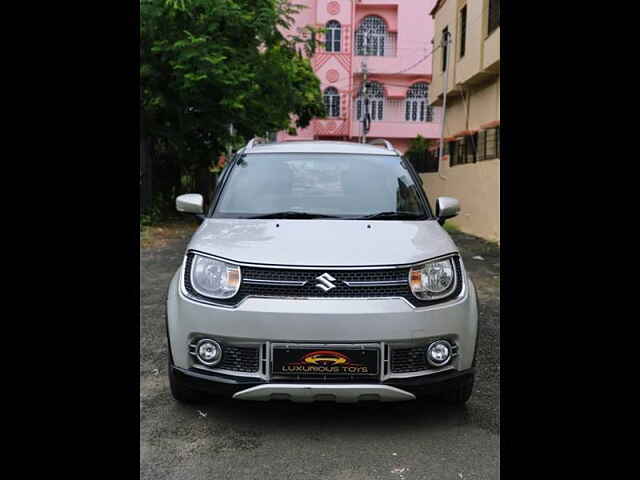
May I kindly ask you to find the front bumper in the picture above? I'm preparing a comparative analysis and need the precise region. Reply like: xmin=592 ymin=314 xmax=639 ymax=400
xmin=171 ymin=364 xmax=475 ymax=402
xmin=167 ymin=264 xmax=479 ymax=400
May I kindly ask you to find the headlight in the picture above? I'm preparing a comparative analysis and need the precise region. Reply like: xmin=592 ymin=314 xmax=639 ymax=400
xmin=409 ymin=257 xmax=457 ymax=300
xmin=189 ymin=254 xmax=241 ymax=299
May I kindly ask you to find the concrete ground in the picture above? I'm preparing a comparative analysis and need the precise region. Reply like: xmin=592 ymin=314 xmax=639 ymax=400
xmin=140 ymin=221 xmax=500 ymax=479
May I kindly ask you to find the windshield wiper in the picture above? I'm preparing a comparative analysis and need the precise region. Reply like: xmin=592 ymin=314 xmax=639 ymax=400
xmin=247 ymin=211 xmax=344 ymax=219
xmin=357 ymin=211 xmax=428 ymax=220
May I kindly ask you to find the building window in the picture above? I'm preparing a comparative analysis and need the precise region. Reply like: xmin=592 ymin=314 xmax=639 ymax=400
xmin=483 ymin=126 xmax=500 ymax=160
xmin=488 ymin=0 xmax=500 ymax=35
xmin=448 ymin=140 xmax=457 ymax=167
xmin=405 ymin=82 xmax=433 ymax=122
xmin=450 ymin=136 xmax=476 ymax=167
xmin=442 ymin=27 xmax=449 ymax=71
xmin=325 ymin=20 xmax=341 ymax=53
xmin=456 ymin=138 xmax=467 ymax=165
xmin=459 ymin=6 xmax=467 ymax=58
xmin=465 ymin=133 xmax=477 ymax=163
xmin=356 ymin=81 xmax=384 ymax=121
xmin=323 ymin=87 xmax=340 ymax=117
xmin=477 ymin=131 xmax=485 ymax=161
xmin=356 ymin=16 xmax=390 ymax=56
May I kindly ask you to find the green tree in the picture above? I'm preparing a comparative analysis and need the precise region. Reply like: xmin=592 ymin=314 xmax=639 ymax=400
xmin=404 ymin=134 xmax=434 ymax=173
xmin=406 ymin=134 xmax=432 ymax=156
xmin=140 ymin=0 xmax=325 ymax=180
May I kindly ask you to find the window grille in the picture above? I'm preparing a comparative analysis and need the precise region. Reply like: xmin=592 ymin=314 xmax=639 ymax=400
xmin=477 ymin=131 xmax=485 ymax=161
xmin=448 ymin=135 xmax=479 ymax=167
xmin=460 ymin=6 xmax=467 ymax=58
xmin=325 ymin=20 xmax=341 ymax=53
xmin=465 ymin=133 xmax=477 ymax=164
xmin=448 ymin=140 xmax=457 ymax=167
xmin=449 ymin=138 xmax=469 ymax=167
xmin=353 ymin=98 xmax=439 ymax=124
xmin=405 ymin=82 xmax=434 ymax=123
xmin=355 ymin=16 xmax=396 ymax=56
xmin=323 ymin=87 xmax=340 ymax=117
xmin=484 ymin=127 xmax=500 ymax=160
xmin=488 ymin=0 xmax=500 ymax=35
xmin=356 ymin=81 xmax=385 ymax=121
xmin=456 ymin=138 xmax=466 ymax=166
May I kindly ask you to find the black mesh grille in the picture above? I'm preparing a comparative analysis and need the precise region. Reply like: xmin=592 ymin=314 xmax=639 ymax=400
xmin=241 ymin=267 xmax=407 ymax=283
xmin=218 ymin=345 xmax=260 ymax=372
xmin=390 ymin=346 xmax=429 ymax=373
xmin=184 ymin=252 xmax=463 ymax=308
xmin=190 ymin=340 xmax=260 ymax=373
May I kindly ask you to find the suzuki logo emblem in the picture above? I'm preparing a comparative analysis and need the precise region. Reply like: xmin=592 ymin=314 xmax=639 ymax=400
xmin=315 ymin=273 xmax=337 ymax=292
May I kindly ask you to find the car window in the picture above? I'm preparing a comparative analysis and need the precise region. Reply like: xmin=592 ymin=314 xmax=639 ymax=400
xmin=213 ymin=153 xmax=428 ymax=218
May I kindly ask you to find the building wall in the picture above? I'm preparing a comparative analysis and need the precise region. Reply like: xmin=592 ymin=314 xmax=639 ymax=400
xmin=421 ymin=156 xmax=499 ymax=242
xmin=277 ymin=0 xmax=441 ymax=153
xmin=468 ymin=77 xmax=499 ymax=127
xmin=424 ymin=0 xmax=500 ymax=241
xmin=430 ymin=0 xmax=459 ymax=100
xmin=431 ymin=0 xmax=500 ymax=103
xmin=422 ymin=75 xmax=500 ymax=241
xmin=436 ymin=79 xmax=499 ymax=138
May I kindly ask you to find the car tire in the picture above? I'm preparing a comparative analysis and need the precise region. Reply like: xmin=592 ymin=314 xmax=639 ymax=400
xmin=437 ymin=374 xmax=474 ymax=405
xmin=168 ymin=357 xmax=209 ymax=404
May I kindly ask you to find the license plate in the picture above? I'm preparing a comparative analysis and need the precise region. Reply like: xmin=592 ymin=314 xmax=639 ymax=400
xmin=272 ymin=346 xmax=379 ymax=377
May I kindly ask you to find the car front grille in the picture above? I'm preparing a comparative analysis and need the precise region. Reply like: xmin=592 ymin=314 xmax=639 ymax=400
xmin=184 ymin=252 xmax=463 ymax=308
xmin=390 ymin=346 xmax=430 ymax=373
xmin=241 ymin=267 xmax=407 ymax=283
xmin=189 ymin=342 xmax=260 ymax=373
xmin=219 ymin=345 xmax=260 ymax=372
xmin=390 ymin=342 xmax=459 ymax=373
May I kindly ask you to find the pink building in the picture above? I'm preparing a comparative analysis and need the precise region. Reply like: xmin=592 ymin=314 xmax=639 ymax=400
xmin=277 ymin=0 xmax=441 ymax=154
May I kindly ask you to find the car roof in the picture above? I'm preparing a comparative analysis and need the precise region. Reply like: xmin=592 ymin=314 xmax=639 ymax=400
xmin=243 ymin=140 xmax=401 ymax=156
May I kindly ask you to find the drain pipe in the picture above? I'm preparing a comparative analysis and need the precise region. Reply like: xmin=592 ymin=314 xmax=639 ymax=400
xmin=437 ymin=30 xmax=451 ymax=181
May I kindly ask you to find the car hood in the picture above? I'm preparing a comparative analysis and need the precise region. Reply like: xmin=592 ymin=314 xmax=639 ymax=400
xmin=187 ymin=219 xmax=458 ymax=267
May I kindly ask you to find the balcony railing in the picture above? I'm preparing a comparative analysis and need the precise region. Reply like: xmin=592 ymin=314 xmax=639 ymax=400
xmin=354 ymin=98 xmax=437 ymax=123
xmin=354 ymin=32 xmax=397 ymax=57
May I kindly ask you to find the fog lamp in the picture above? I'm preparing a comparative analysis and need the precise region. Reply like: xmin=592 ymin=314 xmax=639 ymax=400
xmin=196 ymin=339 xmax=222 ymax=366
xmin=426 ymin=340 xmax=453 ymax=367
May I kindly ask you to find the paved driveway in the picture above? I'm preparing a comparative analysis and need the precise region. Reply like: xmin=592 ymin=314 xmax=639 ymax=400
xmin=140 ymin=224 xmax=500 ymax=479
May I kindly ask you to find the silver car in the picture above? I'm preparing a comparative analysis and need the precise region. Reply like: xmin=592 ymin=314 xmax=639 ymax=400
xmin=167 ymin=140 xmax=479 ymax=404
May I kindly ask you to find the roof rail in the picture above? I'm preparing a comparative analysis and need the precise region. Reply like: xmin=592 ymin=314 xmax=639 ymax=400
xmin=239 ymin=137 xmax=266 ymax=154
xmin=244 ymin=138 xmax=257 ymax=152
xmin=368 ymin=138 xmax=402 ymax=156
xmin=368 ymin=138 xmax=394 ymax=151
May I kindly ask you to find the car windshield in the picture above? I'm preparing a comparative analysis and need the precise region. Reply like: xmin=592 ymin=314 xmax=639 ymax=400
xmin=213 ymin=153 xmax=429 ymax=219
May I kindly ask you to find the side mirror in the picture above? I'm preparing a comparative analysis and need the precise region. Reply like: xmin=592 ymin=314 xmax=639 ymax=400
xmin=435 ymin=196 xmax=460 ymax=225
xmin=176 ymin=193 xmax=203 ymax=215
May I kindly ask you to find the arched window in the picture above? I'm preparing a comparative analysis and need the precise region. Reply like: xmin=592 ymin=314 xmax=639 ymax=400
xmin=405 ymin=82 xmax=433 ymax=122
xmin=323 ymin=87 xmax=340 ymax=117
xmin=356 ymin=81 xmax=384 ymax=121
xmin=356 ymin=16 xmax=387 ymax=56
xmin=325 ymin=20 xmax=341 ymax=53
